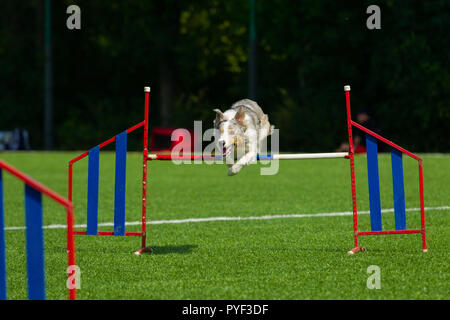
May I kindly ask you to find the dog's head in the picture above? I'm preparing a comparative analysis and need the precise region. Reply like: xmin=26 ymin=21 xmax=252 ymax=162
xmin=213 ymin=108 xmax=246 ymax=156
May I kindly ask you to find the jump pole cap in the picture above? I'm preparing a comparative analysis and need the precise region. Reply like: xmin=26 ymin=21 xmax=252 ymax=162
xmin=344 ymin=85 xmax=351 ymax=92
xmin=144 ymin=86 xmax=151 ymax=92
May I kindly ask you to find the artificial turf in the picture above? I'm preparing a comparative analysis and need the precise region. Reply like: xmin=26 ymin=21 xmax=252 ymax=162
xmin=0 ymin=152 xmax=448 ymax=299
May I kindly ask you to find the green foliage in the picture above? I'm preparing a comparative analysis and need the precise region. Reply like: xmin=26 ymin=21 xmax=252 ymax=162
xmin=0 ymin=0 xmax=448 ymax=151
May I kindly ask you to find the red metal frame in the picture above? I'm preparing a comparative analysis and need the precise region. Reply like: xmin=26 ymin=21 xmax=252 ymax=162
xmin=73 ymin=231 xmax=142 ymax=236
xmin=344 ymin=85 xmax=427 ymax=254
xmin=68 ymin=121 xmax=144 ymax=168
xmin=418 ymin=160 xmax=427 ymax=252
xmin=345 ymin=88 xmax=361 ymax=254
xmin=0 ymin=159 xmax=77 ymax=300
xmin=135 ymin=88 xmax=152 ymax=254
xmin=358 ymin=229 xmax=422 ymax=236
xmin=68 ymin=88 xmax=152 ymax=255
xmin=350 ymin=121 xmax=421 ymax=161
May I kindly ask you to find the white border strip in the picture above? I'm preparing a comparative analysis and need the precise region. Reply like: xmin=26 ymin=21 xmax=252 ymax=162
xmin=3 ymin=206 xmax=449 ymax=231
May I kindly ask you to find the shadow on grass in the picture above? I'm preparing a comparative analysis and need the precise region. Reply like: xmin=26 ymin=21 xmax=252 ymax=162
xmin=146 ymin=244 xmax=198 ymax=255
xmin=58 ymin=243 xmax=198 ymax=255
xmin=294 ymin=246 xmax=423 ymax=254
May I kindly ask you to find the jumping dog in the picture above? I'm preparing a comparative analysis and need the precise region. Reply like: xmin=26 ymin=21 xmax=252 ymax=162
xmin=213 ymin=99 xmax=274 ymax=176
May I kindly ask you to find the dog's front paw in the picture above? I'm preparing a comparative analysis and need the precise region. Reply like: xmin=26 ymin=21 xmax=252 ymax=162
xmin=228 ymin=164 xmax=242 ymax=176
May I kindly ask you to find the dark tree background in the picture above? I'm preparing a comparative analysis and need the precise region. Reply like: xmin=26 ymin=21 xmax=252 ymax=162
xmin=0 ymin=0 xmax=449 ymax=152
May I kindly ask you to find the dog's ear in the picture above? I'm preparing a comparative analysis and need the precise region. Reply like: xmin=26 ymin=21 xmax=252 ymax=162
xmin=234 ymin=108 xmax=246 ymax=127
xmin=213 ymin=109 xmax=225 ymax=125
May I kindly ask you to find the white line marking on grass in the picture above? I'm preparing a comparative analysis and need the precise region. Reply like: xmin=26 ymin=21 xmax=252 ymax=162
xmin=4 ymin=206 xmax=449 ymax=231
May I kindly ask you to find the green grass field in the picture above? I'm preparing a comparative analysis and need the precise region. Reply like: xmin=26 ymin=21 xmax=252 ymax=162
xmin=0 ymin=152 xmax=449 ymax=300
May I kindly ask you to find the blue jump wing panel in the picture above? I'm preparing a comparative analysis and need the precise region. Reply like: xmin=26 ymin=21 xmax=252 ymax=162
xmin=114 ymin=131 xmax=127 ymax=236
xmin=366 ymin=134 xmax=382 ymax=231
xmin=87 ymin=146 xmax=100 ymax=235
xmin=391 ymin=149 xmax=406 ymax=230
xmin=25 ymin=185 xmax=45 ymax=300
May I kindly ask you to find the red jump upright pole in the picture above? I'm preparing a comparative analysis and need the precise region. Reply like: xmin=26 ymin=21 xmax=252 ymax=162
xmin=134 ymin=86 xmax=152 ymax=255
xmin=344 ymin=85 xmax=364 ymax=254
xmin=66 ymin=205 xmax=77 ymax=300
xmin=418 ymin=160 xmax=428 ymax=252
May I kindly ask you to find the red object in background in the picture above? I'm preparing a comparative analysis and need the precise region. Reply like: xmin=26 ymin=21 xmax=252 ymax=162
xmin=149 ymin=127 xmax=196 ymax=152
xmin=354 ymin=145 xmax=366 ymax=154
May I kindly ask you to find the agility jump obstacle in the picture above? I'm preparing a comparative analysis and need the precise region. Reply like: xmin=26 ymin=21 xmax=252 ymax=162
xmin=68 ymin=85 xmax=426 ymax=255
xmin=344 ymin=85 xmax=427 ymax=254
xmin=69 ymin=87 xmax=151 ymax=255
xmin=0 ymin=159 xmax=77 ymax=300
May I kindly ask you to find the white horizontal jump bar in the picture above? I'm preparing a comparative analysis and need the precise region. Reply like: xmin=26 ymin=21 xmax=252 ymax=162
xmin=148 ymin=152 xmax=349 ymax=161
xmin=272 ymin=152 xmax=348 ymax=160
